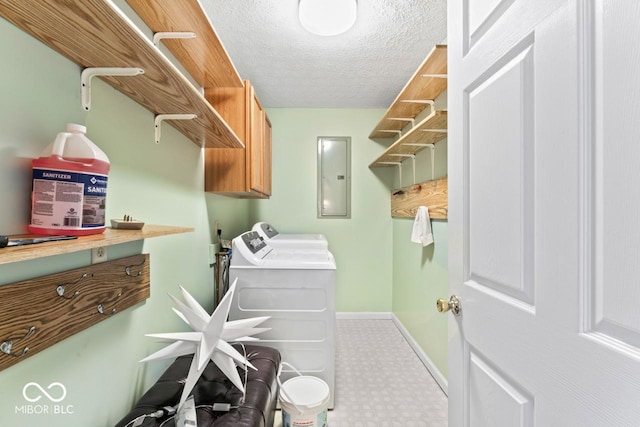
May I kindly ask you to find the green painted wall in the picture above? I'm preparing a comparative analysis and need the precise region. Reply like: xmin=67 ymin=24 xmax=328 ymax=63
xmin=392 ymin=217 xmax=449 ymax=379
xmin=391 ymin=128 xmax=449 ymax=379
xmin=0 ymin=17 xmax=249 ymax=426
xmin=253 ymin=108 xmax=394 ymax=312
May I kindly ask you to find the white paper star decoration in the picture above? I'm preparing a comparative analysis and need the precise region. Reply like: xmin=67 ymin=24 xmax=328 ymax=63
xmin=140 ymin=278 xmax=270 ymax=408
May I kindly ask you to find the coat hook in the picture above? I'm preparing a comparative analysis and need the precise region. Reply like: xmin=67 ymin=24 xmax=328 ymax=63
xmin=125 ymin=258 xmax=146 ymax=276
xmin=56 ymin=273 xmax=89 ymax=300
xmin=1 ymin=326 xmax=36 ymax=358
xmin=98 ymin=291 xmax=123 ymax=315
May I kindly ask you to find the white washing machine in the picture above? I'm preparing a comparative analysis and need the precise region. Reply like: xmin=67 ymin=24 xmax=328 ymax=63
xmin=229 ymin=230 xmax=336 ymax=408
xmin=252 ymin=222 xmax=329 ymax=252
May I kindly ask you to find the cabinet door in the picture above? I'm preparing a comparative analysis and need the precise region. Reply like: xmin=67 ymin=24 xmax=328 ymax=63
xmin=204 ymin=81 xmax=270 ymax=198
xmin=204 ymin=86 xmax=248 ymax=194
xmin=263 ymin=114 xmax=272 ymax=196
xmin=248 ymin=87 xmax=266 ymax=194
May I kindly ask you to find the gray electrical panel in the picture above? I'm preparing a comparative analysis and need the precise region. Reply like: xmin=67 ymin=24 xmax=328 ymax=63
xmin=317 ymin=136 xmax=351 ymax=218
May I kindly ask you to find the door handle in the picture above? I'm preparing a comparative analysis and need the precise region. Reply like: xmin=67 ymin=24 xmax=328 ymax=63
xmin=436 ymin=295 xmax=461 ymax=316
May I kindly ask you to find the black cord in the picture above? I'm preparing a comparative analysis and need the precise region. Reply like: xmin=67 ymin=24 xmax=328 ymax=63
xmin=123 ymin=405 xmax=176 ymax=427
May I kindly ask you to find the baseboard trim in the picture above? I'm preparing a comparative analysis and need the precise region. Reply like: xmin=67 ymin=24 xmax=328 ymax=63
xmin=336 ymin=312 xmax=393 ymax=320
xmin=391 ymin=314 xmax=448 ymax=395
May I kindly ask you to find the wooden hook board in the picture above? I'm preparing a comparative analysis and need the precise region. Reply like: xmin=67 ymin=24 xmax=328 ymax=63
xmin=0 ymin=254 xmax=150 ymax=371
xmin=391 ymin=177 xmax=448 ymax=219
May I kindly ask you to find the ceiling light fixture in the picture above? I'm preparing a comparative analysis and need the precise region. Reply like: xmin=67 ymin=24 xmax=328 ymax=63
xmin=299 ymin=0 xmax=357 ymax=36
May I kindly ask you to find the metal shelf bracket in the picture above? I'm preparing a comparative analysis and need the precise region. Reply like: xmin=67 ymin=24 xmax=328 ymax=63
xmin=421 ymin=74 xmax=448 ymax=78
xmin=389 ymin=154 xmax=417 ymax=183
xmin=400 ymin=100 xmax=435 ymax=106
xmin=154 ymin=114 xmax=198 ymax=144
xmin=153 ymin=32 xmax=196 ymax=47
xmin=81 ymin=67 xmax=145 ymax=111
xmin=400 ymin=143 xmax=436 ymax=180
xmin=380 ymin=161 xmax=403 ymax=184
xmin=389 ymin=117 xmax=416 ymax=126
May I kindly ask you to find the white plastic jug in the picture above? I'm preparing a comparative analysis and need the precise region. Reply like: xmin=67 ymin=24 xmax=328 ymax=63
xmin=29 ymin=123 xmax=110 ymax=236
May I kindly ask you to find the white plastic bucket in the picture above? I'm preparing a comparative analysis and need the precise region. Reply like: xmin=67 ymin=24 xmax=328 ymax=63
xmin=278 ymin=362 xmax=330 ymax=427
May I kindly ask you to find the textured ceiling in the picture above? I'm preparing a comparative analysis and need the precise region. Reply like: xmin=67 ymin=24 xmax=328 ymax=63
xmin=200 ymin=0 xmax=447 ymax=108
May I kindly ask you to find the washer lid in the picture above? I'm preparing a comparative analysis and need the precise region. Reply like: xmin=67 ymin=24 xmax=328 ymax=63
xmin=252 ymin=222 xmax=329 ymax=251
xmin=266 ymin=248 xmax=336 ymax=269
xmin=231 ymin=231 xmax=336 ymax=269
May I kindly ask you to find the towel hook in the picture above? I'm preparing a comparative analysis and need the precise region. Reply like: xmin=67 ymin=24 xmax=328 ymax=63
xmin=97 ymin=291 xmax=123 ymax=315
xmin=1 ymin=326 xmax=36 ymax=358
xmin=125 ymin=258 xmax=146 ymax=277
xmin=56 ymin=273 xmax=89 ymax=300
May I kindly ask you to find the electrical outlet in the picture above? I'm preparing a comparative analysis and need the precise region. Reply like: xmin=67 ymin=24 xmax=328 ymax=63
xmin=92 ymin=246 xmax=107 ymax=264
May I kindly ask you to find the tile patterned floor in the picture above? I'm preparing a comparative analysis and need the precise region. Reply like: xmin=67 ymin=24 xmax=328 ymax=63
xmin=275 ymin=319 xmax=448 ymax=427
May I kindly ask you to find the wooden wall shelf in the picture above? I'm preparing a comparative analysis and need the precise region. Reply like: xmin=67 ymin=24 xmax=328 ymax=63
xmin=0 ymin=254 xmax=150 ymax=371
xmin=369 ymin=110 xmax=447 ymax=168
xmin=126 ymin=0 xmax=243 ymax=89
xmin=0 ymin=0 xmax=243 ymax=149
xmin=0 ymin=225 xmax=193 ymax=266
xmin=369 ymin=45 xmax=447 ymax=139
xmin=391 ymin=177 xmax=448 ymax=219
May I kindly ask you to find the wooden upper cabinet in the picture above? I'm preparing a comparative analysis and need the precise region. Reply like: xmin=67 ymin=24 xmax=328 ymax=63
xmin=204 ymin=81 xmax=272 ymax=198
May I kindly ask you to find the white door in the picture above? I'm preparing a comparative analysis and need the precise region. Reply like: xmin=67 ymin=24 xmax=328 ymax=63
xmin=448 ymin=0 xmax=640 ymax=425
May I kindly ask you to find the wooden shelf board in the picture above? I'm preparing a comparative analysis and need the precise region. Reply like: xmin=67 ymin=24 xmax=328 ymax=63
xmin=391 ymin=177 xmax=448 ymax=219
xmin=370 ymin=45 xmax=447 ymax=139
xmin=126 ymin=0 xmax=243 ymax=89
xmin=370 ymin=110 xmax=448 ymax=168
xmin=0 ymin=254 xmax=150 ymax=372
xmin=0 ymin=225 xmax=193 ymax=265
xmin=0 ymin=0 xmax=243 ymax=149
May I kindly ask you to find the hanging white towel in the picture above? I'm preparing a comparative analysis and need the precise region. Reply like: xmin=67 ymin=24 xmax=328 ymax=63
xmin=411 ymin=206 xmax=433 ymax=247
